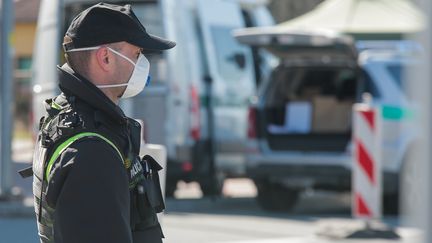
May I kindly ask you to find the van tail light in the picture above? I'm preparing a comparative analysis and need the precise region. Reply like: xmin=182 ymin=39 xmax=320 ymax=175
xmin=190 ymin=85 xmax=201 ymax=141
xmin=181 ymin=161 xmax=194 ymax=173
xmin=247 ymin=107 xmax=257 ymax=139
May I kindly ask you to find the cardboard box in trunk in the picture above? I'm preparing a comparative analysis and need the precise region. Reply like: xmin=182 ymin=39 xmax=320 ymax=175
xmin=312 ymin=96 xmax=353 ymax=133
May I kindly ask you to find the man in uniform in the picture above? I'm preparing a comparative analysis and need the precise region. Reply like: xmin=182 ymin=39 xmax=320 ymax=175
xmin=29 ymin=2 xmax=175 ymax=243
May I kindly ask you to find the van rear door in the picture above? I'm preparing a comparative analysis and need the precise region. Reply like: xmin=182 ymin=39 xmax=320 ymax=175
xmin=197 ymin=0 xmax=255 ymax=172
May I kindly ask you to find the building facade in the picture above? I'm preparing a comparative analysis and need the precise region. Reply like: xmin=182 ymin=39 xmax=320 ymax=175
xmin=13 ymin=0 xmax=40 ymax=133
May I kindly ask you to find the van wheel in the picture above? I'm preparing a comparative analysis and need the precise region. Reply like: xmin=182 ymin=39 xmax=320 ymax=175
xmin=254 ymin=180 xmax=299 ymax=211
xmin=383 ymin=193 xmax=399 ymax=215
xmin=165 ymin=181 xmax=177 ymax=198
xmin=199 ymin=171 xmax=225 ymax=197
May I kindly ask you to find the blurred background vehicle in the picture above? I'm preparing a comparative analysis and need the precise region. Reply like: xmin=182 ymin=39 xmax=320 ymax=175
xmin=235 ymin=29 xmax=357 ymax=211
xmin=31 ymin=0 xmax=275 ymax=197
xmin=235 ymin=26 xmax=420 ymax=214
xmin=357 ymin=41 xmax=420 ymax=214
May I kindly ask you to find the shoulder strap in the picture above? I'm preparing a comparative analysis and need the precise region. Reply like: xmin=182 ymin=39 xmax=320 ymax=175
xmin=45 ymin=132 xmax=124 ymax=181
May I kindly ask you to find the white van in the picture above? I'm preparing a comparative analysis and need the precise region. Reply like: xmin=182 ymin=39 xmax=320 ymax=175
xmin=31 ymin=0 xmax=274 ymax=196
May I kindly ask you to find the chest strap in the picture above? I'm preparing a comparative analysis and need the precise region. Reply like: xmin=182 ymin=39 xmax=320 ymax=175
xmin=45 ymin=132 xmax=124 ymax=181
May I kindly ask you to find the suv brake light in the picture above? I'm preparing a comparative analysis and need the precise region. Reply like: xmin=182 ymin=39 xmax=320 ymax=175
xmin=248 ymin=107 xmax=257 ymax=139
xmin=190 ymin=85 xmax=201 ymax=141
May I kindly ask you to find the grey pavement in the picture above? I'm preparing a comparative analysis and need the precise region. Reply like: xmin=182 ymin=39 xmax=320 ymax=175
xmin=0 ymin=140 xmax=424 ymax=243
xmin=0 ymin=217 xmax=39 ymax=243
xmin=0 ymin=195 xmax=423 ymax=243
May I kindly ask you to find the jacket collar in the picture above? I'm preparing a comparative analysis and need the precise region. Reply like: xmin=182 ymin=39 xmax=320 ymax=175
xmin=57 ymin=63 xmax=127 ymax=124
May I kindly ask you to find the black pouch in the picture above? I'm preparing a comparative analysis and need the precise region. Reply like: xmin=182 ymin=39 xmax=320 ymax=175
xmin=135 ymin=183 xmax=159 ymax=230
xmin=134 ymin=155 xmax=165 ymax=231
xmin=141 ymin=155 xmax=165 ymax=212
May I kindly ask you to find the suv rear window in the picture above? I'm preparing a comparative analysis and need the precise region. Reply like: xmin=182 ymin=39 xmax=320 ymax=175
xmin=387 ymin=64 xmax=404 ymax=89
xmin=266 ymin=66 xmax=357 ymax=106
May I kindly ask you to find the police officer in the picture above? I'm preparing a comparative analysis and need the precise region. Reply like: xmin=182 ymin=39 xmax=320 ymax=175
xmin=29 ymin=2 xmax=175 ymax=243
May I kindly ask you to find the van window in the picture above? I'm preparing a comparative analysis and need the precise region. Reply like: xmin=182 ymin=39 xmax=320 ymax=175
xmin=211 ymin=26 xmax=249 ymax=83
xmin=386 ymin=62 xmax=419 ymax=100
xmin=386 ymin=64 xmax=404 ymax=89
xmin=132 ymin=4 xmax=164 ymax=37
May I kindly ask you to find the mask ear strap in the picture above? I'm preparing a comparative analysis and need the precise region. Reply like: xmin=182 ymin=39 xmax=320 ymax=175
xmin=107 ymin=47 xmax=136 ymax=66
xmin=66 ymin=46 xmax=101 ymax=52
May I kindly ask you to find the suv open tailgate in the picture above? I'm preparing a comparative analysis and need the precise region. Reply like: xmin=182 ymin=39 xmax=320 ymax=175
xmin=233 ymin=27 xmax=357 ymax=61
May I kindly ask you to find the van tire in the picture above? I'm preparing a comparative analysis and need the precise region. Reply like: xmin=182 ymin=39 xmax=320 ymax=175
xmin=254 ymin=180 xmax=299 ymax=211
xmin=387 ymin=143 xmax=418 ymax=215
xmin=165 ymin=181 xmax=177 ymax=198
xmin=199 ymin=171 xmax=225 ymax=197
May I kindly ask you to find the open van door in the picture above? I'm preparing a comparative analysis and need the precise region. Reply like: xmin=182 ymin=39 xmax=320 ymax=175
xmin=196 ymin=0 xmax=255 ymax=179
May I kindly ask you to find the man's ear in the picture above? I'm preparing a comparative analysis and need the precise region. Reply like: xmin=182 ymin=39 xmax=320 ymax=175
xmin=95 ymin=47 xmax=112 ymax=72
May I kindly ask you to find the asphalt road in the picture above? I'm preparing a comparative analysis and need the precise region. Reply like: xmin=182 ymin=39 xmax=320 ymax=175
xmin=162 ymin=181 xmax=416 ymax=243
xmin=0 ymin=179 xmax=421 ymax=243
xmin=0 ymin=140 xmax=422 ymax=243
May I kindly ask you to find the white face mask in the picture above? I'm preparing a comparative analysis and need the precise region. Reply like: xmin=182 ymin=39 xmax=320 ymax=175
xmin=67 ymin=46 xmax=150 ymax=99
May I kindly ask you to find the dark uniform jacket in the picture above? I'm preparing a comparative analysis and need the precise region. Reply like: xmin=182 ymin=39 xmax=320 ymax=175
xmin=32 ymin=63 xmax=163 ymax=243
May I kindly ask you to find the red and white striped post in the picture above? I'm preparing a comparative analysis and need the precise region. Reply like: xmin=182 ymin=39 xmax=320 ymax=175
xmin=352 ymin=104 xmax=382 ymax=219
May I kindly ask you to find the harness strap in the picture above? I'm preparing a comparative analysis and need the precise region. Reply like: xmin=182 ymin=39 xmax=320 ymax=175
xmin=18 ymin=166 xmax=33 ymax=178
xmin=45 ymin=132 xmax=124 ymax=181
xmin=50 ymin=100 xmax=63 ymax=110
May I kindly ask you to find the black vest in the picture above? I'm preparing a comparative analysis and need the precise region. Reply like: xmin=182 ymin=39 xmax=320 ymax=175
xmin=25 ymin=64 xmax=165 ymax=242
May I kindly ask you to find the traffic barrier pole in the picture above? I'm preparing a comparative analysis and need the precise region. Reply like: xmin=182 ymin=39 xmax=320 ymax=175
xmin=349 ymin=104 xmax=399 ymax=239
xmin=352 ymin=104 xmax=382 ymax=219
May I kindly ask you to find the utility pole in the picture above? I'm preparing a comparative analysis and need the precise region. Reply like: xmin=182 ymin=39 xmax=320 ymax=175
xmin=425 ymin=1 xmax=432 ymax=242
xmin=0 ymin=0 xmax=14 ymax=198
xmin=403 ymin=1 xmax=432 ymax=242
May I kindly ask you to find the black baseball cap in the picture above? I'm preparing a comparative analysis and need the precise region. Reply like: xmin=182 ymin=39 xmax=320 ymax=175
xmin=63 ymin=2 xmax=176 ymax=52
